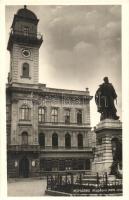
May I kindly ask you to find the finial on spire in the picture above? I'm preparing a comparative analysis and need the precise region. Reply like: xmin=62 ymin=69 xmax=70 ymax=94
xmin=24 ymin=5 xmax=27 ymax=9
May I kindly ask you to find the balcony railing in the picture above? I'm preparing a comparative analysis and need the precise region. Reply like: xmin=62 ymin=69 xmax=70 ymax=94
xmin=7 ymin=30 xmax=43 ymax=50
xmin=40 ymin=146 xmax=93 ymax=152
xmin=38 ymin=121 xmax=90 ymax=127
xmin=7 ymin=145 xmax=93 ymax=152
xmin=10 ymin=30 xmax=43 ymax=40
xmin=7 ymin=145 xmax=40 ymax=152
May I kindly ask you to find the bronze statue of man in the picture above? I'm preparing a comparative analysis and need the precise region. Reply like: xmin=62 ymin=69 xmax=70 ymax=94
xmin=95 ymin=77 xmax=119 ymax=120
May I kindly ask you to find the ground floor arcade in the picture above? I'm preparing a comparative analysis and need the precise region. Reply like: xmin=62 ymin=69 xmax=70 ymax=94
xmin=7 ymin=149 xmax=93 ymax=178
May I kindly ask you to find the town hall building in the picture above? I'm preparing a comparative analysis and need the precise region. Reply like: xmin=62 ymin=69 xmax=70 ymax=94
xmin=6 ymin=6 xmax=96 ymax=178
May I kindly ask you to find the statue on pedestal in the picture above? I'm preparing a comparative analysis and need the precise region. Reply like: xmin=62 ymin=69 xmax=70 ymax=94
xmin=95 ymin=77 xmax=119 ymax=121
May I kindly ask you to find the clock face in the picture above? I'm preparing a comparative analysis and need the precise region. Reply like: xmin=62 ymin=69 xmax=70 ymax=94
xmin=22 ymin=49 xmax=31 ymax=57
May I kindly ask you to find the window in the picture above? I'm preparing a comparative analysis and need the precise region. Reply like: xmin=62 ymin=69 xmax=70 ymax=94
xmin=51 ymin=108 xmax=58 ymax=123
xmin=64 ymin=109 xmax=70 ymax=124
xmin=59 ymin=160 xmax=65 ymax=171
xmin=72 ymin=160 xmax=78 ymax=170
xmin=65 ymin=159 xmax=72 ymax=170
xmin=52 ymin=160 xmax=59 ymax=171
xmin=39 ymin=133 xmax=45 ymax=147
xmin=45 ymin=160 xmax=52 ymax=171
xmin=23 ymin=26 xmax=29 ymax=36
xmin=20 ymin=104 xmax=31 ymax=121
xmin=78 ymin=133 xmax=83 ymax=148
xmin=38 ymin=107 xmax=45 ymax=123
xmin=78 ymin=159 xmax=85 ymax=170
xmin=52 ymin=133 xmax=58 ymax=148
xmin=77 ymin=110 xmax=82 ymax=124
xmin=65 ymin=133 xmax=71 ymax=149
xmin=22 ymin=132 xmax=28 ymax=145
xmin=22 ymin=63 xmax=29 ymax=78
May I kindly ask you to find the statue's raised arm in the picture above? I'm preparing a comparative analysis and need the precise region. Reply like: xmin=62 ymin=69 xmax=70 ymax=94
xmin=95 ymin=77 xmax=119 ymax=121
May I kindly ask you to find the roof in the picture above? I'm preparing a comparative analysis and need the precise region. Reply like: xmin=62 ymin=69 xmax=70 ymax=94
xmin=16 ymin=5 xmax=37 ymax=20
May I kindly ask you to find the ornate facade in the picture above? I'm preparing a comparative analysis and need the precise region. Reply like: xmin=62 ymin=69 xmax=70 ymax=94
xmin=6 ymin=6 xmax=95 ymax=178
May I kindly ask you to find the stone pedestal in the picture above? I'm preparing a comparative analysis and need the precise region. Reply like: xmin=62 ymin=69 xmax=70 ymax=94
xmin=92 ymin=119 xmax=122 ymax=174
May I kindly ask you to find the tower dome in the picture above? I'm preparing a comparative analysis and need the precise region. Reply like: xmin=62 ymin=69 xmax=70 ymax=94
xmin=7 ymin=5 xmax=43 ymax=51
xmin=16 ymin=5 xmax=37 ymax=20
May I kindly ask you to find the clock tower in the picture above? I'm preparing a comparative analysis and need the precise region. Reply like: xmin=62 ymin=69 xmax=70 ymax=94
xmin=7 ymin=6 xmax=94 ymax=179
xmin=7 ymin=5 xmax=43 ymax=85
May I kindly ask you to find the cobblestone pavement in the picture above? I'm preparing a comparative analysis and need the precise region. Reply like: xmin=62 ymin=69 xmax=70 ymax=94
xmin=8 ymin=178 xmax=47 ymax=196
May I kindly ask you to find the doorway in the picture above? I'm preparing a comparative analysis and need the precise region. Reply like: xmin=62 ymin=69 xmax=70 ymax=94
xmin=19 ymin=157 xmax=29 ymax=178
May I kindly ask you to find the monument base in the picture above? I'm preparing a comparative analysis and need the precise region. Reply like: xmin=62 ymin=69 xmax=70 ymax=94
xmin=92 ymin=119 xmax=122 ymax=175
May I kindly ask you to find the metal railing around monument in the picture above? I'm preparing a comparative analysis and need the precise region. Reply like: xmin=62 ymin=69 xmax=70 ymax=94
xmin=46 ymin=172 xmax=122 ymax=195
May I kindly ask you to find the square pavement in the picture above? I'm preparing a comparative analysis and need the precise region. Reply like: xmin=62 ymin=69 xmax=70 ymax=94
xmin=8 ymin=178 xmax=47 ymax=196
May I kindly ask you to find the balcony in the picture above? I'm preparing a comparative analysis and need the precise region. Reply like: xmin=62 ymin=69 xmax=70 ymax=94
xmin=7 ymin=145 xmax=93 ymax=153
xmin=38 ymin=121 xmax=90 ymax=128
xmin=7 ymin=30 xmax=43 ymax=50
xmin=39 ymin=146 xmax=93 ymax=152
xmin=7 ymin=145 xmax=40 ymax=152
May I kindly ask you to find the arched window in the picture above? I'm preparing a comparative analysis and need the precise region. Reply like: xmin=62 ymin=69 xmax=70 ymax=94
xmin=22 ymin=132 xmax=28 ymax=145
xmin=39 ymin=133 xmax=45 ymax=148
xmin=38 ymin=107 xmax=45 ymax=123
xmin=20 ymin=104 xmax=31 ymax=121
xmin=78 ymin=133 xmax=83 ymax=148
xmin=64 ymin=109 xmax=70 ymax=124
xmin=52 ymin=133 xmax=58 ymax=148
xmin=22 ymin=63 xmax=29 ymax=78
xmin=65 ymin=133 xmax=71 ymax=149
xmin=51 ymin=108 xmax=58 ymax=123
xmin=77 ymin=110 xmax=82 ymax=124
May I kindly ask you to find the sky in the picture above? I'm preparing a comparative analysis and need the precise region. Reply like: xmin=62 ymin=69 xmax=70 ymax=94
xmin=5 ymin=5 xmax=121 ymax=127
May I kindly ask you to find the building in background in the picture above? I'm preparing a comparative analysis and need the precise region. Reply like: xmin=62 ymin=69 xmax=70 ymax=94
xmin=6 ymin=6 xmax=96 ymax=178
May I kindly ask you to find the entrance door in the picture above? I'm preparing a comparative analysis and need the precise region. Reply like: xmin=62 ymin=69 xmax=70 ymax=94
xmin=19 ymin=157 xmax=29 ymax=178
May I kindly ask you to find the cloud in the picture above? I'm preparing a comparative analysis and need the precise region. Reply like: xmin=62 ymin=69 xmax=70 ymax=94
xmin=49 ymin=17 xmax=62 ymax=27
xmin=109 ymin=6 xmax=121 ymax=20
xmin=99 ymin=21 xmax=121 ymax=40
xmin=6 ymin=5 xmax=121 ymax=125
xmin=71 ymin=24 xmax=98 ymax=45
xmin=73 ymin=41 xmax=98 ymax=60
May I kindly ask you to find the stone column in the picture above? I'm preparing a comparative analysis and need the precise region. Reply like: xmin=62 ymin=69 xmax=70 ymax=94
xmin=83 ymin=131 xmax=89 ymax=147
xmin=59 ymin=131 xmax=65 ymax=148
xmin=71 ymin=108 xmax=76 ymax=124
xmin=46 ymin=106 xmax=51 ymax=122
xmin=72 ymin=132 xmax=77 ymax=148
xmin=46 ymin=131 xmax=52 ymax=148
xmin=59 ymin=107 xmax=64 ymax=123
xmin=85 ymin=102 xmax=90 ymax=125
xmin=32 ymin=101 xmax=39 ymax=145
